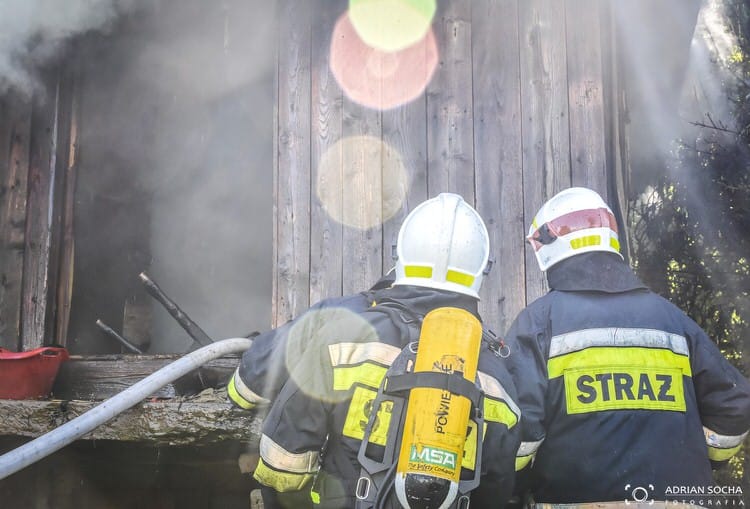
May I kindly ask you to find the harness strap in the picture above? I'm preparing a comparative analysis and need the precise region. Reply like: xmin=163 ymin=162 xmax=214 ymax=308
xmin=384 ymin=372 xmax=483 ymax=410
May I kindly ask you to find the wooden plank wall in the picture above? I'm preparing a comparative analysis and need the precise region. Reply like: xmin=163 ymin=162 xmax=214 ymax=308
xmin=310 ymin=0 xmax=344 ymax=304
xmin=21 ymin=75 xmax=60 ymax=350
xmin=519 ymin=0 xmax=571 ymax=304
xmin=0 ymin=93 xmax=32 ymax=350
xmin=273 ymin=0 xmax=616 ymax=332
xmin=0 ymin=71 xmax=78 ymax=351
xmin=473 ymin=0 xmax=524 ymax=332
xmin=275 ymin=0 xmax=312 ymax=322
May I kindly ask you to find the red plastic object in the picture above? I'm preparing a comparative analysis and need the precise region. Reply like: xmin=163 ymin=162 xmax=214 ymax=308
xmin=0 ymin=347 xmax=69 ymax=400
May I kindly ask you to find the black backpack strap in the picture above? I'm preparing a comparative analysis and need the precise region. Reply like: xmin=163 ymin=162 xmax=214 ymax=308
xmin=368 ymin=300 xmax=424 ymax=343
xmin=384 ymin=372 xmax=483 ymax=409
xmin=355 ymin=345 xmax=413 ymax=509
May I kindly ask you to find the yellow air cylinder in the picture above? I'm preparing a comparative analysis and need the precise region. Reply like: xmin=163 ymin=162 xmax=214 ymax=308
xmin=394 ymin=307 xmax=482 ymax=509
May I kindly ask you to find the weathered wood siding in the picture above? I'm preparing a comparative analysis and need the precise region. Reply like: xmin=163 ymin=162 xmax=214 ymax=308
xmin=273 ymin=0 xmax=619 ymax=332
xmin=0 ymin=93 xmax=32 ymax=350
xmin=1 ymin=72 xmax=78 ymax=351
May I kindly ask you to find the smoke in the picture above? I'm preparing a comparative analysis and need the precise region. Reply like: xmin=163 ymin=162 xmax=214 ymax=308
xmin=618 ymin=0 xmax=747 ymax=328
xmin=679 ymin=0 xmax=739 ymax=133
xmin=143 ymin=1 xmax=277 ymax=352
xmin=614 ymin=0 xmax=740 ymax=183
xmin=0 ymin=0 xmax=141 ymax=96
xmin=57 ymin=0 xmax=277 ymax=354
xmin=613 ymin=0 xmax=703 ymax=184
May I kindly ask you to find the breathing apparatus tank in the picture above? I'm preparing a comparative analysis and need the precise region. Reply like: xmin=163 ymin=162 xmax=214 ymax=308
xmin=394 ymin=306 xmax=482 ymax=509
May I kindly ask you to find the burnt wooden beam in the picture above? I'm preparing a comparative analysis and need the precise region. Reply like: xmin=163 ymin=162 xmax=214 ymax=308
xmin=53 ymin=354 xmax=240 ymax=400
xmin=139 ymin=272 xmax=214 ymax=348
xmin=95 ymin=319 xmax=144 ymax=354
xmin=0 ymin=389 xmax=262 ymax=446
xmin=0 ymin=94 xmax=33 ymax=351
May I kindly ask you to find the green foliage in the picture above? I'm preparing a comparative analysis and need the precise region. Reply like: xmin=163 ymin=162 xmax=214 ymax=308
xmin=627 ymin=0 xmax=750 ymax=494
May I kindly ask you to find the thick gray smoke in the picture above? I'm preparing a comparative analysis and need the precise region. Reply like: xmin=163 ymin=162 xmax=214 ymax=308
xmin=679 ymin=0 xmax=739 ymax=134
xmin=0 ymin=0 xmax=280 ymax=354
xmin=75 ymin=0 xmax=276 ymax=354
xmin=618 ymin=0 xmax=745 ymax=315
xmin=615 ymin=0 xmax=738 ymax=183
xmin=0 ymin=0 xmax=139 ymax=95
xmin=142 ymin=1 xmax=277 ymax=352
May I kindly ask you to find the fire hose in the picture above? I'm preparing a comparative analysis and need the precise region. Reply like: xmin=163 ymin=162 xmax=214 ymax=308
xmin=0 ymin=337 xmax=252 ymax=480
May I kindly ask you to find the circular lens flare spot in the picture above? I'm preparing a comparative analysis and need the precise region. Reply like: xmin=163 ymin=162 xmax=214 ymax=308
xmin=331 ymin=11 xmax=438 ymax=111
xmin=317 ymin=136 xmax=408 ymax=230
xmin=349 ymin=0 xmax=437 ymax=52
xmin=286 ymin=307 xmax=383 ymax=402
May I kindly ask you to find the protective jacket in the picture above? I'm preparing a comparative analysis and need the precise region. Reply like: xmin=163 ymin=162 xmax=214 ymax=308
xmin=228 ymin=273 xmax=395 ymax=409
xmin=254 ymin=285 xmax=521 ymax=508
xmin=506 ymin=252 xmax=750 ymax=503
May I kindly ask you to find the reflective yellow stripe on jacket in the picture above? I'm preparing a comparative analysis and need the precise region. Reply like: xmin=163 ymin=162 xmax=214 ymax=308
xmin=329 ymin=342 xmax=401 ymax=391
xmin=227 ymin=368 xmax=270 ymax=409
xmin=330 ymin=342 xmax=401 ymax=445
xmin=463 ymin=372 xmax=520 ymax=471
xmin=515 ymin=439 xmax=544 ymax=471
xmin=547 ymin=328 xmax=691 ymax=414
xmin=477 ymin=371 xmax=520 ymax=429
xmin=254 ymin=434 xmax=320 ymax=492
xmin=704 ymin=426 xmax=748 ymax=461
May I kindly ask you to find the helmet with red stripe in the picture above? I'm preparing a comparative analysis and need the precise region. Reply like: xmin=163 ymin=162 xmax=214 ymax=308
xmin=527 ymin=187 xmax=623 ymax=271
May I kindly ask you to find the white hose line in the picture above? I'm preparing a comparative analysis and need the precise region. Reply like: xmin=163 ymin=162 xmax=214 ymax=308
xmin=0 ymin=337 xmax=252 ymax=480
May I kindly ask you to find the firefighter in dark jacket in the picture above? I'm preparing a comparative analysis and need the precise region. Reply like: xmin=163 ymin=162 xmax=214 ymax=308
xmin=506 ymin=187 xmax=750 ymax=505
xmin=250 ymin=193 xmax=521 ymax=508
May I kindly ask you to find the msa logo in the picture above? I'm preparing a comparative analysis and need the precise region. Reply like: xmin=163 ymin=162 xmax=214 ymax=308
xmin=410 ymin=445 xmax=457 ymax=469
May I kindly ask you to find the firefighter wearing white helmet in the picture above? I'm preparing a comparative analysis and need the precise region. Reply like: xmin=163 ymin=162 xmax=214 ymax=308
xmin=526 ymin=187 xmax=622 ymax=272
xmin=249 ymin=193 xmax=521 ymax=509
xmin=505 ymin=186 xmax=750 ymax=506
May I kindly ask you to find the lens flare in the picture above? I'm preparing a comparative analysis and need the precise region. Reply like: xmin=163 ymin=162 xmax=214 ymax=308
xmin=330 ymin=11 xmax=438 ymax=111
xmin=317 ymin=135 xmax=408 ymax=230
xmin=349 ymin=0 xmax=437 ymax=52
xmin=285 ymin=306 xmax=383 ymax=402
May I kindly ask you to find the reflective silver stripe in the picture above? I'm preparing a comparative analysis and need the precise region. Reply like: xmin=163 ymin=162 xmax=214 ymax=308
xmin=549 ymin=328 xmax=689 ymax=358
xmin=232 ymin=368 xmax=270 ymax=405
xmin=477 ymin=371 xmax=521 ymax=417
xmin=328 ymin=342 xmax=401 ymax=367
xmin=259 ymin=434 xmax=319 ymax=474
xmin=517 ymin=439 xmax=544 ymax=457
xmin=704 ymin=426 xmax=749 ymax=448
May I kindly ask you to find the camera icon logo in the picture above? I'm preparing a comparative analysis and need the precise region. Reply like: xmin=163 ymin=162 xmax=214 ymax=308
xmin=624 ymin=484 xmax=655 ymax=505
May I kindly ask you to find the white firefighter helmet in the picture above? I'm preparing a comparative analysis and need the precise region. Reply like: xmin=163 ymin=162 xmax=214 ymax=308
xmin=527 ymin=187 xmax=623 ymax=272
xmin=394 ymin=193 xmax=490 ymax=298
